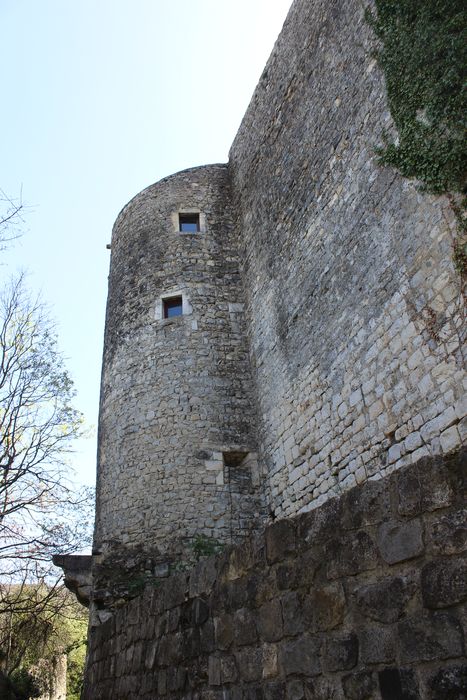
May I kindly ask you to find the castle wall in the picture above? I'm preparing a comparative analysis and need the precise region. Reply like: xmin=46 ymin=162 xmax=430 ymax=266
xmin=83 ymin=450 xmax=467 ymax=699
xmin=229 ymin=0 xmax=466 ymax=519
xmin=94 ymin=164 xmax=263 ymax=566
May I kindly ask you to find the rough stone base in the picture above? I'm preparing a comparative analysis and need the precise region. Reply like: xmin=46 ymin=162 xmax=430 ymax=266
xmin=83 ymin=449 xmax=466 ymax=699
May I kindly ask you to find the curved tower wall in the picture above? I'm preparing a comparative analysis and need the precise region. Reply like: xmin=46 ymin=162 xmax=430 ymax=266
xmin=94 ymin=164 xmax=263 ymax=562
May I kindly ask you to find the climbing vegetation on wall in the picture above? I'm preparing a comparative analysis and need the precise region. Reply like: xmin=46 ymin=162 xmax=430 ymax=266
xmin=367 ymin=0 xmax=466 ymax=196
xmin=367 ymin=0 xmax=467 ymax=282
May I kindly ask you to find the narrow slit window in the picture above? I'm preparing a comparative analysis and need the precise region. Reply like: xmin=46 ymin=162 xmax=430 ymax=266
xmin=179 ymin=213 xmax=200 ymax=232
xmin=163 ymin=296 xmax=183 ymax=318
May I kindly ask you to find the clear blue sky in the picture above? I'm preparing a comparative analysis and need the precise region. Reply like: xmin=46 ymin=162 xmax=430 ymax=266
xmin=1 ymin=0 xmax=291 ymax=486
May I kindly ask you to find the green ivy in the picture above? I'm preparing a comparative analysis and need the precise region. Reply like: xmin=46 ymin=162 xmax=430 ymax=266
xmin=189 ymin=534 xmax=224 ymax=561
xmin=367 ymin=0 xmax=466 ymax=195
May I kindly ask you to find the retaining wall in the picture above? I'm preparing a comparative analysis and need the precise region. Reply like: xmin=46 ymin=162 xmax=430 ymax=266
xmin=83 ymin=449 xmax=467 ymax=699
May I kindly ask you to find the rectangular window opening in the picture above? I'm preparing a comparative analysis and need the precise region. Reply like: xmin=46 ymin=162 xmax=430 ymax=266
xmin=179 ymin=213 xmax=200 ymax=232
xmin=163 ymin=296 xmax=183 ymax=318
xmin=223 ymin=451 xmax=252 ymax=493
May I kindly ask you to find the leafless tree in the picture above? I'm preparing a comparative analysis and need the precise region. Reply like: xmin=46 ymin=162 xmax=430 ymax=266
xmin=0 ymin=189 xmax=26 ymax=250
xmin=0 ymin=275 xmax=93 ymax=687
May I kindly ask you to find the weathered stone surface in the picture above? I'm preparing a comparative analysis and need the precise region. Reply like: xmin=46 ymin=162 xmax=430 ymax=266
xmin=83 ymin=455 xmax=467 ymax=698
xmin=421 ymin=558 xmax=467 ymax=609
xmin=397 ymin=458 xmax=454 ymax=516
xmin=354 ymin=576 xmax=414 ymax=623
xmin=341 ymin=671 xmax=377 ymax=700
xmin=428 ymin=664 xmax=467 ymax=700
xmin=233 ymin=607 xmax=258 ymax=646
xmin=427 ymin=508 xmax=467 ymax=555
xmin=200 ymin=618 xmax=215 ymax=653
xmin=296 ymin=498 xmax=342 ymax=548
xmin=281 ymin=590 xmax=305 ymax=637
xmin=214 ymin=614 xmax=234 ymax=650
xmin=279 ymin=634 xmax=321 ymax=677
xmin=323 ymin=633 xmax=358 ymax=672
xmin=262 ymin=643 xmax=279 ymax=679
xmin=235 ymin=647 xmax=263 ymax=682
xmin=257 ymin=599 xmax=283 ymax=642
xmin=220 ymin=655 xmax=238 ymax=684
xmin=93 ymin=0 xmax=466 ymax=621
xmin=359 ymin=626 xmax=395 ymax=664
xmin=265 ymin=520 xmax=296 ymax=564
xmin=192 ymin=598 xmax=209 ymax=626
xmin=264 ymin=681 xmax=287 ymax=700
xmin=326 ymin=530 xmax=378 ymax=579
xmin=377 ymin=519 xmax=424 ymax=564
xmin=398 ymin=612 xmax=465 ymax=663
xmin=303 ymin=676 xmax=342 ymax=699
xmin=303 ymin=583 xmax=345 ymax=632
xmin=341 ymin=480 xmax=391 ymax=529
xmin=286 ymin=679 xmax=305 ymax=700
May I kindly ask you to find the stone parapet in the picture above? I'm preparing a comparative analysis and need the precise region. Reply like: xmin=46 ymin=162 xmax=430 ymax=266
xmin=83 ymin=449 xmax=467 ymax=699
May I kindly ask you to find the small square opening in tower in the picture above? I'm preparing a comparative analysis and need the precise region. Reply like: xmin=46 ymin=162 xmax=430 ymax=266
xmin=163 ymin=296 xmax=183 ymax=318
xmin=179 ymin=213 xmax=200 ymax=232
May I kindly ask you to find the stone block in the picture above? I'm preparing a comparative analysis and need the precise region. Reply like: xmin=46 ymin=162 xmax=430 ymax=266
xmin=326 ymin=529 xmax=378 ymax=578
xmin=354 ymin=575 xmax=415 ymax=623
xmin=341 ymin=671 xmax=377 ymax=700
xmin=264 ymin=681 xmax=287 ymax=700
xmin=233 ymin=607 xmax=258 ymax=646
xmin=296 ymin=496 xmax=342 ymax=547
xmin=144 ymin=640 xmax=157 ymax=671
xmin=157 ymin=632 xmax=182 ymax=666
xmin=214 ymin=615 xmax=234 ymax=650
xmin=220 ymin=655 xmax=238 ymax=684
xmin=286 ymin=679 xmax=304 ymax=700
xmin=323 ymin=632 xmax=358 ymax=672
xmin=208 ymin=655 xmax=221 ymax=686
xmin=404 ymin=431 xmax=422 ymax=452
xmin=200 ymin=618 xmax=215 ymax=653
xmin=303 ymin=676 xmax=341 ymax=698
xmin=440 ymin=425 xmax=461 ymax=453
xmin=396 ymin=459 xmax=454 ymax=515
xmin=421 ymin=557 xmax=467 ymax=608
xmin=359 ymin=626 xmax=395 ymax=664
xmin=279 ymin=634 xmax=321 ymax=677
xmin=262 ymin=643 xmax=279 ymax=679
xmin=398 ymin=612 xmax=465 ymax=663
xmin=275 ymin=561 xmax=302 ymax=590
xmin=181 ymin=627 xmax=200 ymax=659
xmin=428 ymin=664 xmax=467 ymax=700
xmin=281 ymin=591 xmax=305 ymax=637
xmin=265 ymin=520 xmax=296 ymax=563
xmin=192 ymin=597 xmax=210 ymax=626
xmin=303 ymin=583 xmax=345 ymax=632
xmin=341 ymin=478 xmax=391 ymax=529
xmin=258 ymin=599 xmax=283 ymax=642
xmin=164 ymin=573 xmax=188 ymax=609
xmin=427 ymin=508 xmax=467 ymax=555
xmin=235 ymin=647 xmax=263 ymax=682
xmin=377 ymin=519 xmax=424 ymax=564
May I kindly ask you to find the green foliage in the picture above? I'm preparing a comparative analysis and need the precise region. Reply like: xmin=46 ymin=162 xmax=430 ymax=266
xmin=9 ymin=669 xmax=41 ymax=700
xmin=367 ymin=0 xmax=466 ymax=194
xmin=0 ymin=585 xmax=88 ymax=700
xmin=65 ymin=617 xmax=87 ymax=700
xmin=189 ymin=534 xmax=224 ymax=561
xmin=172 ymin=535 xmax=224 ymax=573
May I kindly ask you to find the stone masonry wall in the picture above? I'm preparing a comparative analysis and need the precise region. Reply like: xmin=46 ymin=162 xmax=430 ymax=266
xmin=229 ymin=0 xmax=466 ymax=519
xmin=94 ymin=164 xmax=264 ymax=570
xmin=83 ymin=449 xmax=467 ymax=699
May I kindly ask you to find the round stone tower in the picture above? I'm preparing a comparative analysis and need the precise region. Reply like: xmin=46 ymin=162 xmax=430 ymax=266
xmin=93 ymin=164 xmax=263 ymax=586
